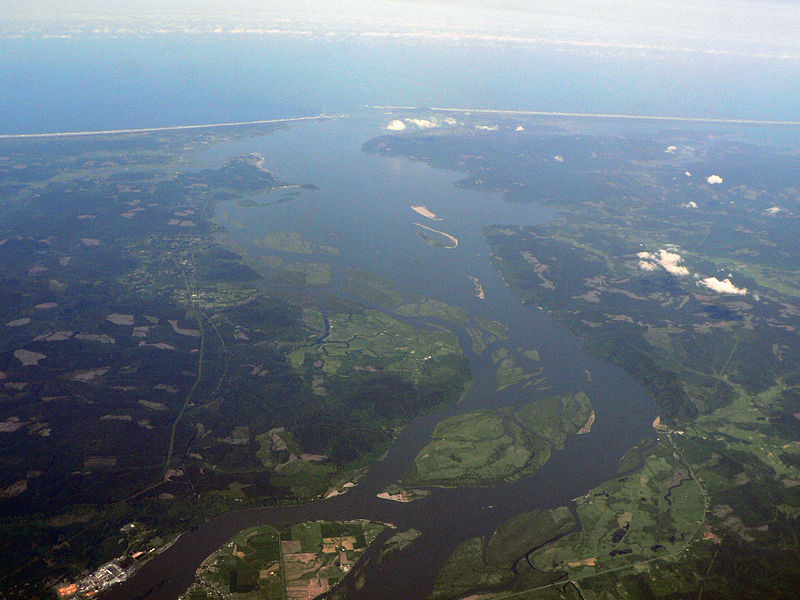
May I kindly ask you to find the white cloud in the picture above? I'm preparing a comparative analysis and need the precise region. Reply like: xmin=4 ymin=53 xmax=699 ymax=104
xmin=764 ymin=206 xmax=783 ymax=215
xmin=665 ymin=145 xmax=677 ymax=153
xmin=406 ymin=118 xmax=437 ymax=129
xmin=706 ymin=174 xmax=723 ymax=184
xmin=553 ymin=155 xmax=564 ymax=162
xmin=386 ymin=119 xmax=406 ymax=131
xmin=656 ymin=249 xmax=689 ymax=275
xmin=698 ymin=276 xmax=748 ymax=295
xmin=638 ymin=248 xmax=689 ymax=276
xmin=638 ymin=260 xmax=658 ymax=271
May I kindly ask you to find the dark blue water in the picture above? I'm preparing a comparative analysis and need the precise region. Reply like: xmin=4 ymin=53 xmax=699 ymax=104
xmin=2 ymin=34 xmax=800 ymax=134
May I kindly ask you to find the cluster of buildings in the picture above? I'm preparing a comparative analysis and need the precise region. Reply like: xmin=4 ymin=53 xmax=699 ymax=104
xmin=56 ymin=551 xmax=147 ymax=599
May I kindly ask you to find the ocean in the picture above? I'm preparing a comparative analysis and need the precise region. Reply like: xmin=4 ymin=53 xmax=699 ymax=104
xmin=1 ymin=33 xmax=799 ymax=134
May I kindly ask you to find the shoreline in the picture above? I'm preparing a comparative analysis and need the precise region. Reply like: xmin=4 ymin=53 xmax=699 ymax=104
xmin=371 ymin=105 xmax=800 ymax=127
xmin=0 ymin=113 xmax=344 ymax=140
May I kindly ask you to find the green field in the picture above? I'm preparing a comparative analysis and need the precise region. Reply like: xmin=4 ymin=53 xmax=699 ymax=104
xmin=343 ymin=269 xmax=469 ymax=323
xmin=255 ymin=230 xmax=339 ymax=255
xmin=281 ymin=261 xmax=332 ymax=285
xmin=531 ymin=440 xmax=705 ymax=575
xmin=404 ymin=392 xmax=593 ymax=487
xmin=286 ymin=309 xmax=464 ymax=383
xmin=429 ymin=508 xmax=574 ymax=600
xmin=186 ymin=524 xmax=283 ymax=600
xmin=492 ymin=347 xmax=544 ymax=390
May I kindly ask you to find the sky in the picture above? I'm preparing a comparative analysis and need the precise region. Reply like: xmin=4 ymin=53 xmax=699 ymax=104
xmin=3 ymin=0 xmax=800 ymax=60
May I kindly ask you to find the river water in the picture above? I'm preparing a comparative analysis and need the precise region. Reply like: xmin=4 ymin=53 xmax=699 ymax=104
xmin=102 ymin=113 xmax=656 ymax=600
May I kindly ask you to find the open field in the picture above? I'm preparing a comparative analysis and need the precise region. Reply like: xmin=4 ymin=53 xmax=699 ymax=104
xmin=404 ymin=393 xmax=592 ymax=487
xmin=428 ymin=508 xmax=574 ymax=600
xmin=343 ymin=269 xmax=470 ymax=323
xmin=531 ymin=440 xmax=705 ymax=575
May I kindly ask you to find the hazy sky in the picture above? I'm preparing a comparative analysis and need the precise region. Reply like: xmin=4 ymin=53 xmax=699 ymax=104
xmin=4 ymin=0 xmax=800 ymax=60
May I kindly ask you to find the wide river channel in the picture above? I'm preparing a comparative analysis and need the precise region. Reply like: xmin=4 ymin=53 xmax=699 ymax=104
xmin=102 ymin=113 xmax=656 ymax=600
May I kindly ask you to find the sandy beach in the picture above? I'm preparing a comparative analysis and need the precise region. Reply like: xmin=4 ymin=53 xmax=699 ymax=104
xmin=411 ymin=205 xmax=442 ymax=220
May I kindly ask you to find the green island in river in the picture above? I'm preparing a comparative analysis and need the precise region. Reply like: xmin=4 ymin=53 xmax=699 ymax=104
xmin=404 ymin=393 xmax=593 ymax=487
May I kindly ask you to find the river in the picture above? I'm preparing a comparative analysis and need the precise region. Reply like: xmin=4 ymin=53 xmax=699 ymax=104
xmin=101 ymin=113 xmax=656 ymax=600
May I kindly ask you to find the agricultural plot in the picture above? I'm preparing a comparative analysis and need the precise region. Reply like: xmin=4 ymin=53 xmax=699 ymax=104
xmin=531 ymin=440 xmax=705 ymax=576
xmin=186 ymin=520 xmax=384 ymax=600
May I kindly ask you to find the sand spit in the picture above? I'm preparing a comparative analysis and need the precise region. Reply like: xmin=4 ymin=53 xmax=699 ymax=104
xmin=100 ymin=414 xmax=132 ymax=422
xmin=138 ymin=341 xmax=176 ymax=350
xmin=0 ymin=114 xmax=339 ymax=140
xmin=138 ymin=400 xmax=168 ymax=411
xmin=0 ymin=480 xmax=28 ymax=499
xmin=413 ymin=222 xmax=458 ymax=249
xmin=468 ymin=275 xmax=485 ymax=299
xmin=577 ymin=410 xmax=596 ymax=434
xmin=411 ymin=205 xmax=442 ymax=220
xmin=371 ymin=105 xmax=800 ymax=127
xmin=652 ymin=416 xmax=669 ymax=431
xmin=0 ymin=417 xmax=31 ymax=433
xmin=377 ymin=492 xmax=413 ymax=502
xmin=36 ymin=330 xmax=73 ymax=342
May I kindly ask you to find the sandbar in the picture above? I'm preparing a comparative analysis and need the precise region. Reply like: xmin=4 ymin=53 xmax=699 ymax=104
xmin=413 ymin=222 xmax=458 ymax=249
xmin=411 ymin=205 xmax=442 ymax=220
xmin=468 ymin=275 xmax=485 ymax=299
xmin=576 ymin=410 xmax=595 ymax=434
